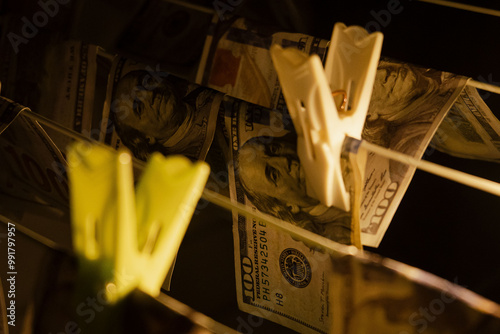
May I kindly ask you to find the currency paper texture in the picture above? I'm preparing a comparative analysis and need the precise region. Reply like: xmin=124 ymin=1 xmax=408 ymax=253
xmin=197 ymin=17 xmax=329 ymax=109
xmin=102 ymin=56 xmax=223 ymax=161
xmin=431 ymin=85 xmax=500 ymax=162
xmin=0 ymin=97 xmax=71 ymax=247
xmin=359 ymin=61 xmax=467 ymax=246
xmin=224 ymin=98 xmax=360 ymax=247
xmin=0 ymin=97 xmax=68 ymax=214
xmin=330 ymin=252 xmax=500 ymax=334
xmin=225 ymin=97 xmax=362 ymax=333
xmin=0 ymin=32 xmax=98 ymax=150
xmin=231 ymin=205 xmax=500 ymax=333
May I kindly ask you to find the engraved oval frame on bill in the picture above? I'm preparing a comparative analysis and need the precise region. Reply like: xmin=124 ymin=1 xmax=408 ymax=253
xmin=279 ymin=248 xmax=312 ymax=288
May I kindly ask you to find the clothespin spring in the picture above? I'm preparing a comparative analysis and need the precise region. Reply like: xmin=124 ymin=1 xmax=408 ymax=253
xmin=332 ymin=90 xmax=348 ymax=112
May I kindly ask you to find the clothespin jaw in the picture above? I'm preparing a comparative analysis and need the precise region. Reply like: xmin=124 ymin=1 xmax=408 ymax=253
xmin=270 ymin=23 xmax=383 ymax=211
xmin=325 ymin=23 xmax=383 ymax=125
xmin=68 ymin=142 xmax=136 ymax=302
xmin=134 ymin=153 xmax=210 ymax=296
xmin=68 ymin=142 xmax=210 ymax=303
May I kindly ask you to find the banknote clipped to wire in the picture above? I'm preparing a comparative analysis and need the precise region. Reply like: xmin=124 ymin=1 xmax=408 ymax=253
xmin=271 ymin=22 xmax=500 ymax=235
xmin=67 ymin=142 xmax=210 ymax=332
xmin=215 ymin=163 xmax=500 ymax=333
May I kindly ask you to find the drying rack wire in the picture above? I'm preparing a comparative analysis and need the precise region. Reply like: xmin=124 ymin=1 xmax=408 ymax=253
xmin=13 ymin=75 xmax=500 ymax=250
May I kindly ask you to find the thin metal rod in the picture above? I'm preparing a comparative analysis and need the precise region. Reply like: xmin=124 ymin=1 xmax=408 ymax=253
xmin=21 ymin=108 xmax=95 ymax=143
xmin=468 ymin=80 xmax=500 ymax=95
xmin=201 ymin=188 xmax=356 ymax=254
xmin=0 ymin=215 xmax=66 ymax=252
xmin=155 ymin=293 xmax=238 ymax=334
xmin=359 ymin=139 xmax=500 ymax=197
xmin=417 ymin=0 xmax=500 ymax=17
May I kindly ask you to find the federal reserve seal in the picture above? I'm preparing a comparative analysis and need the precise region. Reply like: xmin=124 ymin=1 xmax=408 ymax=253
xmin=279 ymin=248 xmax=312 ymax=288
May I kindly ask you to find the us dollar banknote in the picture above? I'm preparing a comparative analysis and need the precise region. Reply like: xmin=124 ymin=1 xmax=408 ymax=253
xmin=431 ymin=85 xmax=500 ymax=162
xmin=0 ymin=97 xmax=69 ymax=212
xmin=101 ymin=55 xmax=224 ymax=161
xmin=0 ymin=96 xmax=72 ymax=246
xmin=229 ymin=200 xmax=500 ymax=333
xmin=224 ymin=97 xmax=361 ymax=247
xmin=0 ymin=29 xmax=98 ymax=150
xmin=196 ymin=17 xmax=328 ymax=109
xmin=358 ymin=60 xmax=467 ymax=246
xmin=224 ymin=94 xmax=365 ymax=332
xmin=330 ymin=252 xmax=500 ymax=334
xmin=229 ymin=201 xmax=357 ymax=333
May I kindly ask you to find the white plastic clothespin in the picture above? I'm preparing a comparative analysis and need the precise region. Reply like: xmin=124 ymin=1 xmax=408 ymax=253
xmin=271 ymin=22 xmax=383 ymax=211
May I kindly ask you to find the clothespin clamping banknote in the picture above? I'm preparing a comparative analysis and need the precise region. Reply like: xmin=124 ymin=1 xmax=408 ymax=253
xmin=272 ymin=22 xmax=500 ymax=212
xmin=68 ymin=143 xmax=210 ymax=303
xmin=271 ymin=22 xmax=383 ymax=211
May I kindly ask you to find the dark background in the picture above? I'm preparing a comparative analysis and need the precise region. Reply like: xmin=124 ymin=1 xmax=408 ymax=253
xmin=1 ymin=0 xmax=500 ymax=333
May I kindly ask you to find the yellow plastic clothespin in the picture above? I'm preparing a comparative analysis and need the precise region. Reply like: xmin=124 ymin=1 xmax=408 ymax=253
xmin=270 ymin=22 xmax=383 ymax=211
xmin=68 ymin=142 xmax=210 ymax=302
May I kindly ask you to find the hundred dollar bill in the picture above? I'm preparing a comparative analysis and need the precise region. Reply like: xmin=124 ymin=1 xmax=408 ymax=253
xmin=431 ymin=85 xmax=500 ymax=162
xmin=330 ymin=253 xmax=500 ymax=334
xmin=37 ymin=41 xmax=97 ymax=145
xmin=102 ymin=56 xmax=223 ymax=161
xmin=0 ymin=30 xmax=98 ymax=149
xmin=231 ymin=200 xmax=500 ymax=333
xmin=226 ymin=94 xmax=363 ymax=329
xmin=228 ymin=177 xmax=364 ymax=334
xmin=196 ymin=17 xmax=328 ymax=109
xmin=232 ymin=219 xmax=339 ymax=333
xmin=0 ymin=97 xmax=69 ymax=210
xmin=359 ymin=60 xmax=467 ymax=247
xmin=225 ymin=96 xmax=361 ymax=247
xmin=0 ymin=96 xmax=71 ymax=247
